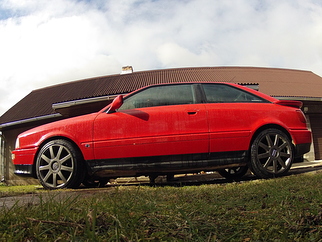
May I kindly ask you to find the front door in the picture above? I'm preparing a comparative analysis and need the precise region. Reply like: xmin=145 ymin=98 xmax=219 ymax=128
xmin=92 ymin=84 xmax=208 ymax=161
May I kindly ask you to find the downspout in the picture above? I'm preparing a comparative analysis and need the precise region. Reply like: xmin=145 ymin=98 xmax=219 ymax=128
xmin=0 ymin=131 xmax=5 ymax=183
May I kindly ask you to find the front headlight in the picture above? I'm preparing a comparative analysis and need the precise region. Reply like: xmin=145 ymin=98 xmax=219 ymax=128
xmin=15 ymin=137 xmax=20 ymax=149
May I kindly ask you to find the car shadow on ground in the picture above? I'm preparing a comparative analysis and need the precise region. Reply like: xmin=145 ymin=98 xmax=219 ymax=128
xmin=96 ymin=162 xmax=322 ymax=188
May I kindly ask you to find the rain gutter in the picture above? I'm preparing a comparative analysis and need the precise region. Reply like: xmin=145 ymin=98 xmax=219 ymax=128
xmin=52 ymin=95 xmax=119 ymax=110
xmin=0 ymin=113 xmax=62 ymax=130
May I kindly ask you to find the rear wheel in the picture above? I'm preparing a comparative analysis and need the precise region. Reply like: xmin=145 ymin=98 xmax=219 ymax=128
xmin=36 ymin=139 xmax=85 ymax=189
xmin=250 ymin=128 xmax=294 ymax=178
xmin=217 ymin=166 xmax=248 ymax=179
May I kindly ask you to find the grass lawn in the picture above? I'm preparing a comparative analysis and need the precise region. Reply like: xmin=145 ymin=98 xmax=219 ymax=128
xmin=1 ymin=172 xmax=322 ymax=241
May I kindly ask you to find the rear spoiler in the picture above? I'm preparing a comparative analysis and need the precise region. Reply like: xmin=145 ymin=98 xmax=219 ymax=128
xmin=274 ymin=100 xmax=303 ymax=109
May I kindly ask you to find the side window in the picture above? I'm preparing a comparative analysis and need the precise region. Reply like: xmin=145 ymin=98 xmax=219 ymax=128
xmin=202 ymin=84 xmax=266 ymax=103
xmin=119 ymin=84 xmax=195 ymax=110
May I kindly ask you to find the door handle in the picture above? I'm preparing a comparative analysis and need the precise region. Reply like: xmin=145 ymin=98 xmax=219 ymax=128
xmin=187 ymin=110 xmax=198 ymax=115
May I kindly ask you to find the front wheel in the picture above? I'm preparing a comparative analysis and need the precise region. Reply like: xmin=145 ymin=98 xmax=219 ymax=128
xmin=250 ymin=128 xmax=294 ymax=179
xmin=35 ymin=139 xmax=85 ymax=189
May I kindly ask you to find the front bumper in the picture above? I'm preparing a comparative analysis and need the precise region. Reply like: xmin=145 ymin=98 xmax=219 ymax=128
xmin=14 ymin=164 xmax=34 ymax=176
xmin=12 ymin=147 xmax=38 ymax=165
xmin=12 ymin=147 xmax=38 ymax=177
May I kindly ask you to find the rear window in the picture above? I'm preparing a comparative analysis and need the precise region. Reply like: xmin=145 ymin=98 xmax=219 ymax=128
xmin=201 ymin=84 xmax=267 ymax=103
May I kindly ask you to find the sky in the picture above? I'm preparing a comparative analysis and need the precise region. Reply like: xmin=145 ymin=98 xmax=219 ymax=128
xmin=0 ymin=0 xmax=322 ymax=116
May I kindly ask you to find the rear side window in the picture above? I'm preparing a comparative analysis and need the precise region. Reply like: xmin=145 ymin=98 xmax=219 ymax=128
xmin=201 ymin=84 xmax=267 ymax=103
xmin=119 ymin=84 xmax=195 ymax=110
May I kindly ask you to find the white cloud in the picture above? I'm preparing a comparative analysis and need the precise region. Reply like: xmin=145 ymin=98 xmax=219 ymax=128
xmin=156 ymin=42 xmax=218 ymax=67
xmin=1 ymin=0 xmax=322 ymax=116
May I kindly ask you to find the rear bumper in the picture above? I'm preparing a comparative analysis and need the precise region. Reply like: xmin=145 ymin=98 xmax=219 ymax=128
xmin=290 ymin=129 xmax=312 ymax=156
xmin=295 ymin=143 xmax=311 ymax=157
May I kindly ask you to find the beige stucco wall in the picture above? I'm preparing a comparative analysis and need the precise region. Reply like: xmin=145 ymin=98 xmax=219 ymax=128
xmin=1 ymin=128 xmax=39 ymax=185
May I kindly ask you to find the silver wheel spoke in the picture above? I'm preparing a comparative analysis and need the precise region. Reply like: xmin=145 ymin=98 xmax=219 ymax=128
xmin=277 ymin=157 xmax=287 ymax=168
xmin=39 ymin=164 xmax=50 ymax=171
xmin=41 ymin=154 xmax=51 ymax=163
xmin=266 ymin=134 xmax=274 ymax=147
xmin=49 ymin=146 xmax=55 ymax=159
xmin=280 ymin=152 xmax=290 ymax=158
xmin=56 ymin=146 xmax=63 ymax=159
xmin=52 ymin=173 xmax=57 ymax=188
xmin=61 ymin=165 xmax=73 ymax=172
xmin=272 ymin=159 xmax=277 ymax=173
xmin=258 ymin=152 xmax=270 ymax=159
xmin=259 ymin=142 xmax=270 ymax=151
xmin=59 ymin=154 xmax=72 ymax=164
xmin=263 ymin=157 xmax=273 ymax=168
xmin=43 ymin=170 xmax=53 ymax=182
xmin=58 ymin=171 xmax=67 ymax=183
xmin=278 ymin=141 xmax=288 ymax=150
xmin=273 ymin=134 xmax=279 ymax=146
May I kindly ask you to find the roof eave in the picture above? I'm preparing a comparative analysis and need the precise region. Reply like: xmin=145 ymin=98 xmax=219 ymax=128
xmin=0 ymin=113 xmax=62 ymax=130
xmin=52 ymin=95 xmax=119 ymax=110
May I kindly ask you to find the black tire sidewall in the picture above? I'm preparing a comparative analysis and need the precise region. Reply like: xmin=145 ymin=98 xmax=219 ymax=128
xmin=217 ymin=166 xmax=248 ymax=179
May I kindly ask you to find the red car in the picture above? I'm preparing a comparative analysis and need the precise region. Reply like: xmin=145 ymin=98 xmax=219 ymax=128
xmin=12 ymin=82 xmax=312 ymax=189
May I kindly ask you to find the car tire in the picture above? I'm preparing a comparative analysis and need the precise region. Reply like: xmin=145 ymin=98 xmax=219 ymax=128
xmin=250 ymin=128 xmax=294 ymax=179
xmin=36 ymin=139 xmax=85 ymax=189
xmin=82 ymin=178 xmax=109 ymax=188
xmin=217 ymin=166 xmax=248 ymax=179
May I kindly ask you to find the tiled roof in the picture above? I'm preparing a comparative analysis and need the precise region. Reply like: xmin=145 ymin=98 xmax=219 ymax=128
xmin=1 ymin=66 xmax=322 ymax=125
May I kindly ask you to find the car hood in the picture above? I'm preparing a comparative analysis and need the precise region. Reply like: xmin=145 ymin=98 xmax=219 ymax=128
xmin=17 ymin=112 xmax=99 ymax=148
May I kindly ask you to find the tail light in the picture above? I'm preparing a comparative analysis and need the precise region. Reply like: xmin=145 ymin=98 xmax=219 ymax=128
xmin=296 ymin=110 xmax=307 ymax=124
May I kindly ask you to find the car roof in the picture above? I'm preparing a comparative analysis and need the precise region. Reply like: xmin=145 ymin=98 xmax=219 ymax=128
xmin=123 ymin=82 xmax=278 ymax=103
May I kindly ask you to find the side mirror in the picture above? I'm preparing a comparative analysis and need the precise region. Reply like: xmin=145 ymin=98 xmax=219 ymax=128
xmin=107 ymin=95 xmax=123 ymax=113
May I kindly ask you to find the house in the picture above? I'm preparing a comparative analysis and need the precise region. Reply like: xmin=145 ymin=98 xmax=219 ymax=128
xmin=1 ymin=66 xmax=322 ymax=184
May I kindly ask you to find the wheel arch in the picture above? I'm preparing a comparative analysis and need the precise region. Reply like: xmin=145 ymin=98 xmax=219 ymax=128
xmin=250 ymin=124 xmax=293 ymax=151
xmin=31 ymin=136 xmax=86 ymax=178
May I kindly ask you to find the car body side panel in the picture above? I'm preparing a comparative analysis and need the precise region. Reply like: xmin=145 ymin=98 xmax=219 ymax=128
xmin=206 ymin=102 xmax=311 ymax=153
xmin=92 ymin=104 xmax=209 ymax=160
